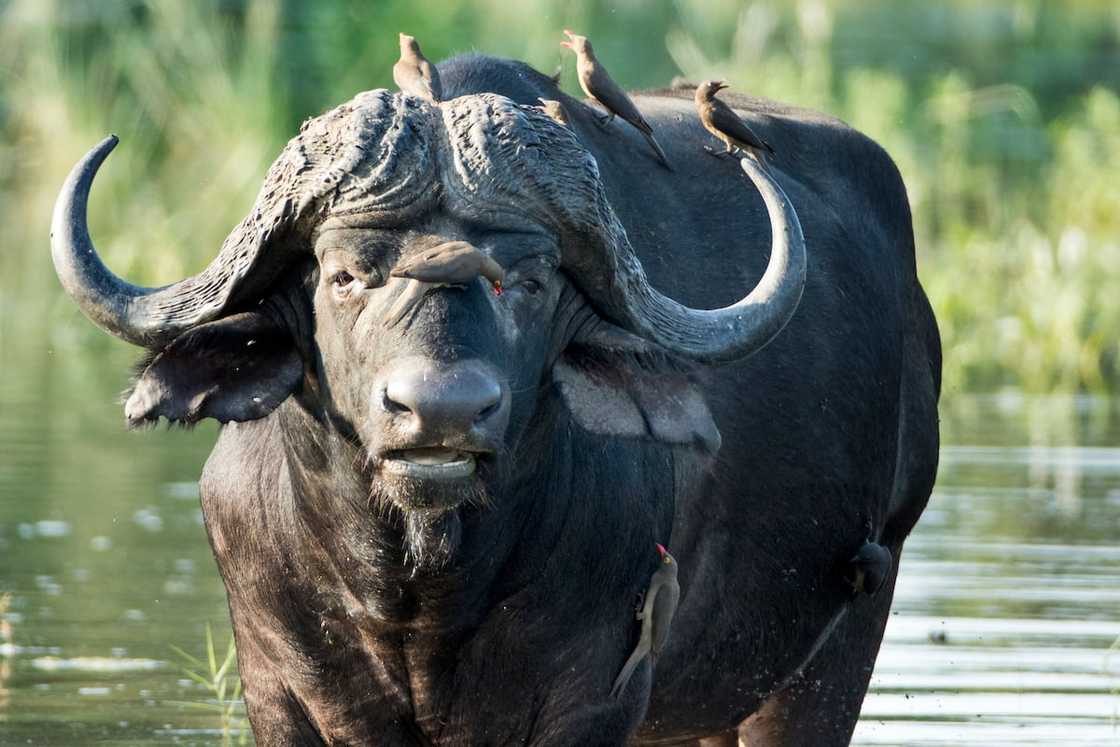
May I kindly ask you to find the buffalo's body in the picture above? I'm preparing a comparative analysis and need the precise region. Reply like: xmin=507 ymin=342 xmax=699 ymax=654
xmin=54 ymin=55 xmax=939 ymax=746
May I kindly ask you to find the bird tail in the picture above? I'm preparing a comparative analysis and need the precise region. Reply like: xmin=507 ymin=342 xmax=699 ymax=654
xmin=610 ymin=648 xmax=648 ymax=699
xmin=641 ymin=130 xmax=673 ymax=171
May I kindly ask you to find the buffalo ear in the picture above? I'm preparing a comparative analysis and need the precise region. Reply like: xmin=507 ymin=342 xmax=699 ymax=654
xmin=553 ymin=322 xmax=722 ymax=454
xmin=125 ymin=312 xmax=302 ymax=426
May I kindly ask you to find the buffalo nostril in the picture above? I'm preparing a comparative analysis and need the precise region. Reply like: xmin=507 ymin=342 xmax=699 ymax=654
xmin=381 ymin=358 xmax=506 ymax=433
xmin=476 ymin=399 xmax=501 ymax=423
xmin=382 ymin=387 xmax=412 ymax=415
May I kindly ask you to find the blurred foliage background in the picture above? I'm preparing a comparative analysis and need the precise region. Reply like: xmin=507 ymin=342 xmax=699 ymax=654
xmin=2 ymin=0 xmax=1119 ymax=393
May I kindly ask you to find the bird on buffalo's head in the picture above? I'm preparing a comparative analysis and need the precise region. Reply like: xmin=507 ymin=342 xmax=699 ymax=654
xmin=394 ymin=32 xmax=442 ymax=103
xmin=50 ymin=91 xmax=806 ymax=571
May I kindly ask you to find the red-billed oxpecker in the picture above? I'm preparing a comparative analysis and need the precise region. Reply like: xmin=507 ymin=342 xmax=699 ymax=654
xmin=695 ymin=79 xmax=775 ymax=161
xmin=611 ymin=544 xmax=680 ymax=698
xmin=537 ymin=98 xmax=570 ymax=128
xmin=385 ymin=241 xmax=504 ymax=328
xmin=560 ymin=29 xmax=672 ymax=170
xmin=393 ymin=33 xmax=443 ymax=103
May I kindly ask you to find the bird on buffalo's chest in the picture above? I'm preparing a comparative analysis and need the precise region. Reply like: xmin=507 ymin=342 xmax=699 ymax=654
xmin=847 ymin=541 xmax=892 ymax=596
xmin=695 ymin=80 xmax=775 ymax=162
xmin=611 ymin=544 xmax=680 ymax=698
xmin=394 ymin=33 xmax=442 ymax=103
xmin=560 ymin=29 xmax=672 ymax=171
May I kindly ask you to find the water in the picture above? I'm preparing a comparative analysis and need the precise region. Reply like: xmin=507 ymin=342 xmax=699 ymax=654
xmin=855 ymin=394 xmax=1120 ymax=746
xmin=2 ymin=334 xmax=1119 ymax=743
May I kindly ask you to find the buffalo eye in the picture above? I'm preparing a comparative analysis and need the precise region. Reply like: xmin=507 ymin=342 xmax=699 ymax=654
xmin=331 ymin=270 xmax=355 ymax=287
xmin=329 ymin=269 xmax=364 ymax=301
xmin=518 ymin=278 xmax=544 ymax=295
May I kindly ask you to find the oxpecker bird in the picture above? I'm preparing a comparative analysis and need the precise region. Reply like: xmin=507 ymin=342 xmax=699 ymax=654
xmin=560 ymin=30 xmax=672 ymax=170
xmin=695 ymin=80 xmax=775 ymax=161
xmin=847 ymin=541 xmax=892 ymax=595
xmin=385 ymin=241 xmax=504 ymax=327
xmin=393 ymin=33 xmax=442 ymax=103
xmin=537 ymin=98 xmax=570 ymax=127
xmin=611 ymin=544 xmax=681 ymax=698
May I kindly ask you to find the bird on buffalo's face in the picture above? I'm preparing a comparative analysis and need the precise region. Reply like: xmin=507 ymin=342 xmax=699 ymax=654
xmin=384 ymin=241 xmax=504 ymax=328
xmin=393 ymin=33 xmax=442 ymax=103
xmin=560 ymin=29 xmax=673 ymax=171
xmin=537 ymin=98 xmax=570 ymax=127
xmin=695 ymin=80 xmax=775 ymax=162
xmin=611 ymin=543 xmax=681 ymax=699
xmin=847 ymin=541 xmax=892 ymax=596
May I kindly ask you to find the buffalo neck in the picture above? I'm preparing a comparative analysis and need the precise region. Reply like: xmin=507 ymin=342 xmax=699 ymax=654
xmin=270 ymin=394 xmax=679 ymax=638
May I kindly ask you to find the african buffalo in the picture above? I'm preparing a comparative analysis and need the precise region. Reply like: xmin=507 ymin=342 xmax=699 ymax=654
xmin=50 ymin=54 xmax=940 ymax=745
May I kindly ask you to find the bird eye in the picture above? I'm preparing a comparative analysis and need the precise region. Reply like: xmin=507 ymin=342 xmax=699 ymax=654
xmin=520 ymin=279 xmax=543 ymax=295
xmin=331 ymin=270 xmax=355 ymax=288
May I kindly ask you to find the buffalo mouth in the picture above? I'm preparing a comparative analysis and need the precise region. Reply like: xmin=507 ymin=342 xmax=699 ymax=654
xmin=381 ymin=447 xmax=479 ymax=481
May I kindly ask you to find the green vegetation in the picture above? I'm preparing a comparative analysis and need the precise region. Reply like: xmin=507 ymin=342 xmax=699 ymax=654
xmin=170 ymin=623 xmax=249 ymax=745
xmin=2 ymin=0 xmax=1118 ymax=392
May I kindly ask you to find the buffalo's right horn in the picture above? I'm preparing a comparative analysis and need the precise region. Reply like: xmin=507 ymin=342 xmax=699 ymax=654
xmin=50 ymin=136 xmax=295 ymax=349
xmin=566 ymin=156 xmax=807 ymax=365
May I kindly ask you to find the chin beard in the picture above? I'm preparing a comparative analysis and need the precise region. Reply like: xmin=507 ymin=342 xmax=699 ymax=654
xmin=368 ymin=476 xmax=492 ymax=575
xmin=402 ymin=510 xmax=463 ymax=575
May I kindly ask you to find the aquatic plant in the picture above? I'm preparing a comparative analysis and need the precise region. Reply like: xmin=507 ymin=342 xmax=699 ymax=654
xmin=169 ymin=623 xmax=249 ymax=746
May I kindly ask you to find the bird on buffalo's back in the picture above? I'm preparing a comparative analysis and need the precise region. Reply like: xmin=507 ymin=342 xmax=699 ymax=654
xmin=611 ymin=544 xmax=680 ymax=698
xmin=560 ymin=29 xmax=672 ymax=171
xmin=847 ymin=541 xmax=892 ymax=596
xmin=394 ymin=33 xmax=442 ymax=103
xmin=695 ymin=80 xmax=775 ymax=161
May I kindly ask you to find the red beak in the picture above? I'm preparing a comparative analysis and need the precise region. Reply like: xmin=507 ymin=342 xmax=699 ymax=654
xmin=656 ymin=543 xmax=667 ymax=557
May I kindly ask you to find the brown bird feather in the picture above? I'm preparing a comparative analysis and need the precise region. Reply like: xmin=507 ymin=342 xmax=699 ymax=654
xmin=611 ymin=544 xmax=680 ymax=699
xmin=383 ymin=242 xmax=504 ymax=329
xmin=561 ymin=30 xmax=672 ymax=170
xmin=695 ymin=80 xmax=774 ymax=160
xmin=393 ymin=33 xmax=442 ymax=103
xmin=536 ymin=98 xmax=570 ymax=127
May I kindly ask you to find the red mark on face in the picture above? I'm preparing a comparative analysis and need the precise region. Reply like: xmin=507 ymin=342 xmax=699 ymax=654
xmin=656 ymin=543 xmax=667 ymax=557
xmin=493 ymin=281 xmax=503 ymax=296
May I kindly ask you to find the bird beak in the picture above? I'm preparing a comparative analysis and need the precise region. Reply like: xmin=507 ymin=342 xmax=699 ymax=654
xmin=560 ymin=40 xmax=572 ymax=49
xmin=656 ymin=543 xmax=667 ymax=558
xmin=714 ymin=82 xmax=728 ymax=92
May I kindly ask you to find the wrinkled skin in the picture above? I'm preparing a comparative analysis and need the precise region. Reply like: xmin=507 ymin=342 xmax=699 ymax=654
xmin=56 ymin=55 xmax=940 ymax=746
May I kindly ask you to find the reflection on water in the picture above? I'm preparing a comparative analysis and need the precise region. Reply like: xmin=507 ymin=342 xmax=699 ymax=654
xmin=855 ymin=396 xmax=1120 ymax=746
xmin=2 ymin=332 xmax=1119 ymax=743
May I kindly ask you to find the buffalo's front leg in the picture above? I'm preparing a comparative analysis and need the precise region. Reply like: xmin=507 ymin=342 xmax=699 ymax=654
xmin=231 ymin=630 xmax=326 ymax=746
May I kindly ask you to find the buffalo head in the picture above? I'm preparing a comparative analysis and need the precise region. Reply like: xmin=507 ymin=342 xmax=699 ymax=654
xmin=50 ymin=90 xmax=805 ymax=556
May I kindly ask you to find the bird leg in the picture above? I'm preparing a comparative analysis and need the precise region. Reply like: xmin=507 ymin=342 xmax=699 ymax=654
xmin=703 ymin=144 xmax=734 ymax=159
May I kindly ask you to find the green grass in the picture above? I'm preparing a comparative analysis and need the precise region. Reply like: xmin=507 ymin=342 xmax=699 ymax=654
xmin=170 ymin=623 xmax=249 ymax=746
xmin=2 ymin=0 xmax=1119 ymax=392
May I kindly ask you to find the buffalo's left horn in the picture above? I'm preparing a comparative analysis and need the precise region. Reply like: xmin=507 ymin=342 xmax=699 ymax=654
xmin=575 ymin=157 xmax=806 ymax=365
xmin=50 ymin=136 xmax=291 ymax=349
